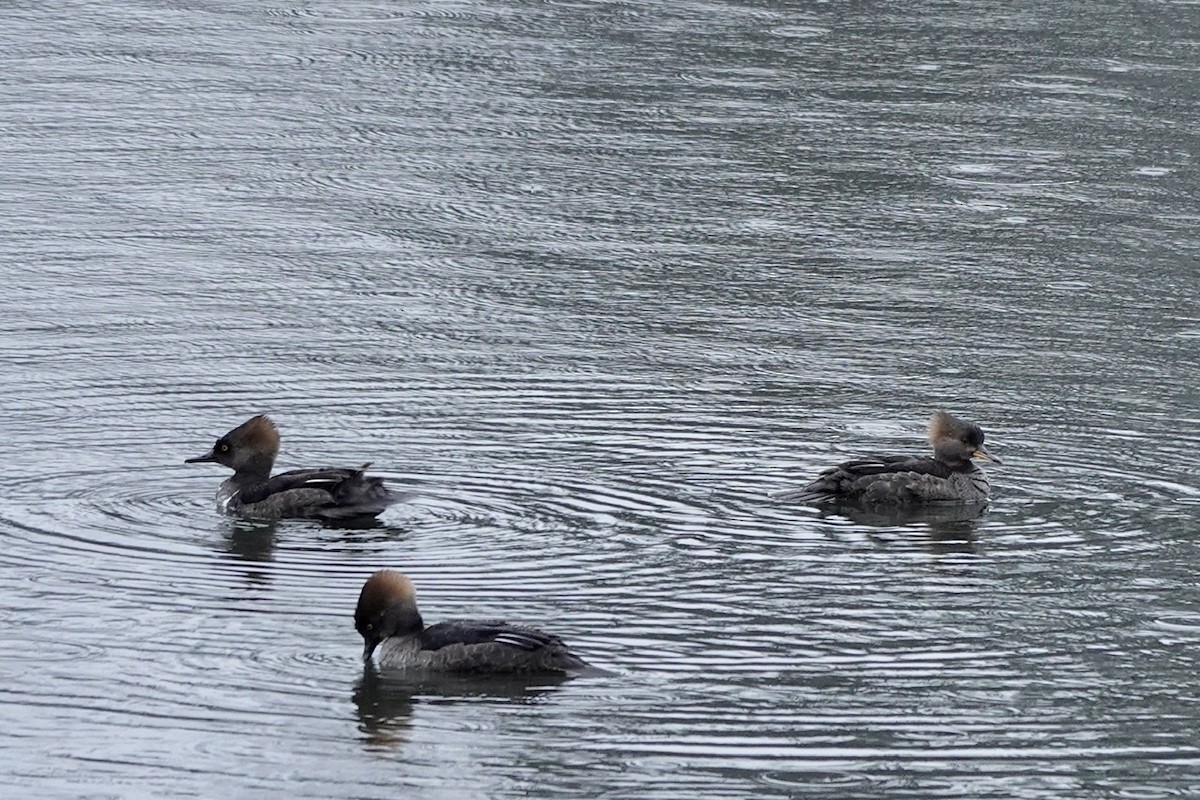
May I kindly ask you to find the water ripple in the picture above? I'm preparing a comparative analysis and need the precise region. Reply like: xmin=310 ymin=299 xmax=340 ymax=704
xmin=4 ymin=0 xmax=1200 ymax=796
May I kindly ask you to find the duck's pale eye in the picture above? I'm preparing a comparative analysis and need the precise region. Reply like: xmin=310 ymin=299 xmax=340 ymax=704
xmin=366 ymin=623 xmax=374 ymax=631
xmin=219 ymin=443 xmax=230 ymax=453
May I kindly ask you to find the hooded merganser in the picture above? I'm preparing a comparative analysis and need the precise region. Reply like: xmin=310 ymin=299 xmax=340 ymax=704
xmin=775 ymin=411 xmax=1001 ymax=506
xmin=355 ymin=570 xmax=594 ymax=675
xmin=185 ymin=415 xmax=401 ymax=522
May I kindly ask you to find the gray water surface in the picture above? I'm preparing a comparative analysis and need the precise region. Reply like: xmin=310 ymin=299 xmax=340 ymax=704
xmin=3 ymin=1 xmax=1200 ymax=797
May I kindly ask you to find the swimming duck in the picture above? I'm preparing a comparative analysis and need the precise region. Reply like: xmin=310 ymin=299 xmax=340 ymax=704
xmin=354 ymin=570 xmax=594 ymax=675
xmin=775 ymin=411 xmax=1001 ymax=505
xmin=185 ymin=415 xmax=401 ymax=522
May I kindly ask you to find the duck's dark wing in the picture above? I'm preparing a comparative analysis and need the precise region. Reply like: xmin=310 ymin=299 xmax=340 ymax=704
xmin=418 ymin=620 xmax=589 ymax=674
xmin=240 ymin=467 xmax=359 ymax=502
xmin=775 ymin=455 xmax=955 ymax=504
xmin=420 ymin=620 xmax=564 ymax=651
xmin=241 ymin=465 xmax=401 ymax=520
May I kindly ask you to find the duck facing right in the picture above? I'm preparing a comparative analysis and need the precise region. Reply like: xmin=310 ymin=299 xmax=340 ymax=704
xmin=775 ymin=411 xmax=1001 ymax=506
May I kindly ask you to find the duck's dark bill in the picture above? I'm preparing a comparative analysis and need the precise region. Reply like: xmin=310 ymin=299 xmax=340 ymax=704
xmin=185 ymin=451 xmax=218 ymax=464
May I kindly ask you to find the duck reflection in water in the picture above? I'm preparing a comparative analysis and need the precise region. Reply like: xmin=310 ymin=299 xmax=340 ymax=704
xmin=212 ymin=518 xmax=279 ymax=590
xmin=214 ymin=519 xmax=412 ymax=592
xmin=828 ymin=501 xmax=986 ymax=554
xmin=223 ymin=518 xmax=278 ymax=561
xmin=352 ymin=665 xmax=573 ymax=749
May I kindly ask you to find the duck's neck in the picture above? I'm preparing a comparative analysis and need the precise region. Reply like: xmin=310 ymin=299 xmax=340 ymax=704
xmin=391 ymin=607 xmax=425 ymax=637
xmin=231 ymin=453 xmax=274 ymax=485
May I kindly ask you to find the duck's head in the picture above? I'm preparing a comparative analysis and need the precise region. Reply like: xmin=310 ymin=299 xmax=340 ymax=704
xmin=185 ymin=414 xmax=280 ymax=475
xmin=355 ymin=570 xmax=424 ymax=661
xmin=928 ymin=411 xmax=1001 ymax=467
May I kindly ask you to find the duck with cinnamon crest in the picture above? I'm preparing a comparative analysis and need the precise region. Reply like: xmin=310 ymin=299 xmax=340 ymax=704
xmin=185 ymin=415 xmax=402 ymax=522
xmin=776 ymin=411 xmax=1001 ymax=506
xmin=354 ymin=570 xmax=598 ymax=675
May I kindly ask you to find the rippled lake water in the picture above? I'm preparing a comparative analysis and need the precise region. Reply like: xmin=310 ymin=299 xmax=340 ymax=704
xmin=3 ymin=1 xmax=1200 ymax=797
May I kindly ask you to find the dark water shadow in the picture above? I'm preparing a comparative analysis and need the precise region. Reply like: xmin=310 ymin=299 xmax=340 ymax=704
xmin=212 ymin=515 xmax=411 ymax=593
xmin=221 ymin=518 xmax=279 ymax=560
xmin=215 ymin=512 xmax=413 ymax=556
xmin=214 ymin=519 xmax=279 ymax=589
xmin=823 ymin=502 xmax=988 ymax=554
xmin=321 ymin=515 xmax=390 ymax=531
xmin=351 ymin=663 xmax=576 ymax=749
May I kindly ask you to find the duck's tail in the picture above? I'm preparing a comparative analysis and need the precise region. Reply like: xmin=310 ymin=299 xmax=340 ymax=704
xmin=771 ymin=485 xmax=834 ymax=504
xmin=320 ymin=467 xmax=411 ymax=521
